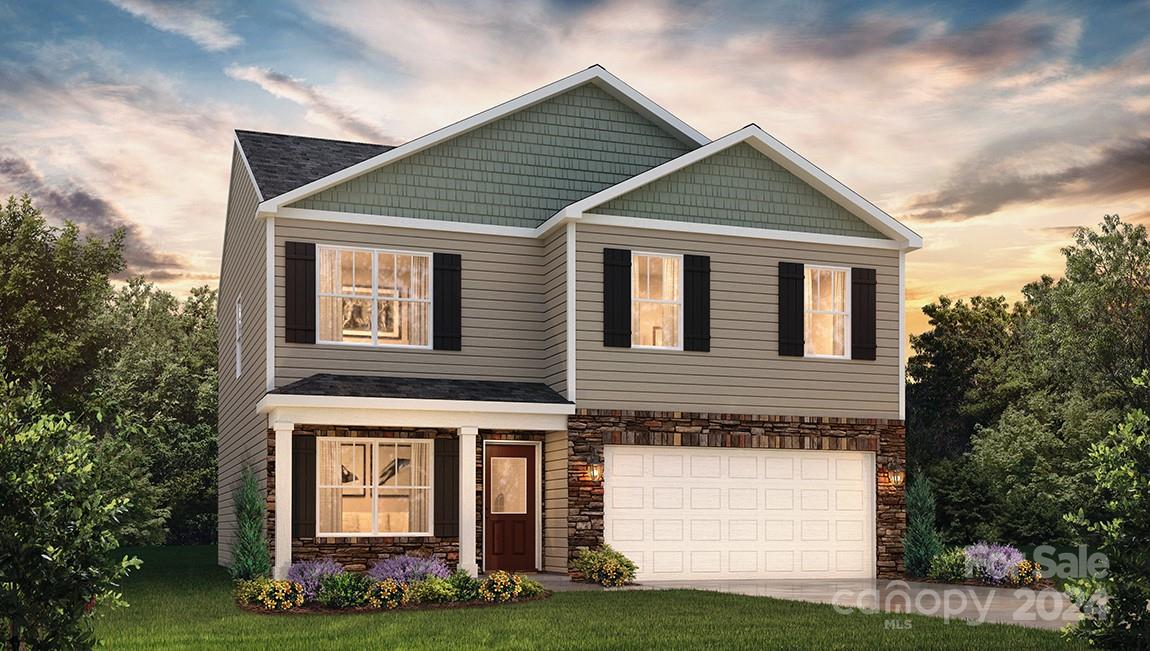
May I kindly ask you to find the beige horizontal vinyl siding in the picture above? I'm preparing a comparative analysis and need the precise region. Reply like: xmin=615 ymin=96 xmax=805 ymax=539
xmin=575 ymin=224 xmax=901 ymax=418
xmin=542 ymin=226 xmax=568 ymax=395
xmin=274 ymin=218 xmax=548 ymax=387
xmin=217 ymin=147 xmax=270 ymax=565
xmin=543 ymin=430 xmax=569 ymax=572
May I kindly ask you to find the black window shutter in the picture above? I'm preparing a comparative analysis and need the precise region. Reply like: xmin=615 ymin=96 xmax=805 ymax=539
xmin=433 ymin=437 xmax=460 ymax=537
xmin=284 ymin=242 xmax=316 ymax=343
xmin=851 ymin=267 xmax=877 ymax=360
xmin=433 ymin=253 xmax=462 ymax=351
xmin=603 ymin=248 xmax=631 ymax=347
xmin=778 ymin=262 xmax=805 ymax=357
xmin=291 ymin=435 xmax=316 ymax=538
xmin=684 ymin=254 xmax=711 ymax=352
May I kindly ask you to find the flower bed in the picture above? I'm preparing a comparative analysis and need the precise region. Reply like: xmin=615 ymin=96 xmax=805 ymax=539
xmin=235 ymin=556 xmax=549 ymax=613
xmin=923 ymin=542 xmax=1051 ymax=590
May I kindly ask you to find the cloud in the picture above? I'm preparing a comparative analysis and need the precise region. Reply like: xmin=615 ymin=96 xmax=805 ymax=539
xmin=909 ymin=137 xmax=1150 ymax=221
xmin=225 ymin=65 xmax=393 ymax=142
xmin=106 ymin=0 xmax=242 ymax=51
xmin=0 ymin=151 xmax=186 ymax=278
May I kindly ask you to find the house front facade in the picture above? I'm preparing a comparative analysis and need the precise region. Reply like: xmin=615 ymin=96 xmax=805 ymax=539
xmin=218 ymin=66 xmax=921 ymax=582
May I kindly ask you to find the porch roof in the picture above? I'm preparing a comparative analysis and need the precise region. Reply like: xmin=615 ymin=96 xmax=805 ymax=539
xmin=269 ymin=373 xmax=572 ymax=405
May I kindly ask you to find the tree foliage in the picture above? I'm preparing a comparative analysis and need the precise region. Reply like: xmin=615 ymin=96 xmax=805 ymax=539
xmin=910 ymin=215 xmax=1150 ymax=546
xmin=902 ymin=472 xmax=943 ymax=577
xmin=229 ymin=466 xmax=270 ymax=581
xmin=0 ymin=377 xmax=141 ymax=649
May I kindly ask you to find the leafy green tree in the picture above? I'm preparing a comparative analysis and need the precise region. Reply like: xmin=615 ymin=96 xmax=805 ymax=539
xmin=0 ymin=377 xmax=141 ymax=649
xmin=903 ymin=472 xmax=943 ymax=576
xmin=906 ymin=295 xmax=1011 ymax=465
xmin=230 ymin=466 xmax=270 ymax=580
xmin=0 ymin=195 xmax=123 ymax=406
xmin=1064 ymin=401 xmax=1150 ymax=648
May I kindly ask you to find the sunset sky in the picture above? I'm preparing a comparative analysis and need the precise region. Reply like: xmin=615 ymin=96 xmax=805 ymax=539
xmin=2 ymin=0 xmax=1148 ymax=340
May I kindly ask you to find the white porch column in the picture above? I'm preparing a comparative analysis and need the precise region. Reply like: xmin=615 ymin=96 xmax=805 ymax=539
xmin=273 ymin=421 xmax=294 ymax=579
xmin=458 ymin=426 xmax=479 ymax=577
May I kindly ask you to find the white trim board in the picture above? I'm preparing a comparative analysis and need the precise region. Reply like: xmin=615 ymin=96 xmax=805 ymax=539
xmin=557 ymin=125 xmax=922 ymax=250
xmin=256 ymin=66 xmax=708 ymax=214
xmin=258 ymin=394 xmax=573 ymax=432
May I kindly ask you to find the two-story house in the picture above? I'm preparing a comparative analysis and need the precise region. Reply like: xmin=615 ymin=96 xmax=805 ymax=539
xmin=218 ymin=66 xmax=921 ymax=582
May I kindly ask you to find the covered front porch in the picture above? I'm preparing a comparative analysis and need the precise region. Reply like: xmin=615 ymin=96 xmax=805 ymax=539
xmin=257 ymin=374 xmax=573 ymax=579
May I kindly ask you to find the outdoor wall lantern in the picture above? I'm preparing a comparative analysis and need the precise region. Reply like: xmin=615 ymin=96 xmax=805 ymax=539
xmin=886 ymin=464 xmax=906 ymax=488
xmin=587 ymin=449 xmax=604 ymax=482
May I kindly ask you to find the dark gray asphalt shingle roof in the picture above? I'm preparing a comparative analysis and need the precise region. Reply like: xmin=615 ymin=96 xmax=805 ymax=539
xmin=235 ymin=130 xmax=394 ymax=200
xmin=269 ymin=373 xmax=572 ymax=404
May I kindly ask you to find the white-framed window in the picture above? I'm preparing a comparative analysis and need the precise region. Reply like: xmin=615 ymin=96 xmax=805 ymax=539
xmin=631 ymin=252 xmax=682 ymax=349
xmin=804 ymin=265 xmax=850 ymax=358
xmin=316 ymin=438 xmax=433 ymax=537
xmin=317 ymin=246 xmax=432 ymax=347
xmin=233 ymin=296 xmax=242 ymax=378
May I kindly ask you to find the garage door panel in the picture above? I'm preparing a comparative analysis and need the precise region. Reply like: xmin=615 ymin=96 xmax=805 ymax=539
xmin=605 ymin=446 xmax=875 ymax=581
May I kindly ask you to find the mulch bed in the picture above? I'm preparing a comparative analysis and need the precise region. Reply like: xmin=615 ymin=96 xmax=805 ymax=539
xmin=237 ymin=591 xmax=553 ymax=615
xmin=910 ymin=577 xmax=1057 ymax=591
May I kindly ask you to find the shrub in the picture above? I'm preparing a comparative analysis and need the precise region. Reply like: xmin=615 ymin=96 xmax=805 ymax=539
xmin=229 ymin=465 xmax=270 ymax=580
xmin=368 ymin=554 xmax=449 ymax=583
xmin=409 ymin=577 xmax=457 ymax=604
xmin=479 ymin=571 xmax=523 ymax=603
xmin=287 ymin=559 xmax=342 ymax=601
xmin=257 ymin=580 xmax=305 ymax=610
xmin=518 ymin=576 xmax=546 ymax=598
xmin=317 ymin=572 xmax=374 ymax=609
xmin=1064 ymin=406 xmax=1150 ymax=648
xmin=928 ymin=546 xmax=968 ymax=583
xmin=903 ymin=472 xmax=943 ymax=577
xmin=1007 ymin=559 xmax=1042 ymax=588
xmin=366 ymin=579 xmax=409 ymax=609
xmin=447 ymin=569 xmax=482 ymax=602
xmin=233 ymin=578 xmax=266 ymax=605
xmin=574 ymin=545 xmax=637 ymax=586
xmin=964 ymin=542 xmax=1024 ymax=585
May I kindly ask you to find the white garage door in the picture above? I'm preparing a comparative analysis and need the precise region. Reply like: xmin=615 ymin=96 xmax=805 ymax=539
xmin=604 ymin=446 xmax=875 ymax=581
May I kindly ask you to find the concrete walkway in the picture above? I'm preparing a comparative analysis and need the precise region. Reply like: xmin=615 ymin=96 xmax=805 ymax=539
xmin=624 ymin=578 xmax=1081 ymax=630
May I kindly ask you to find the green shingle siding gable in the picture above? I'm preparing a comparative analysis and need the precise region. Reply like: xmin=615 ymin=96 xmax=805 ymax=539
xmin=588 ymin=142 xmax=887 ymax=239
xmin=288 ymin=84 xmax=694 ymax=228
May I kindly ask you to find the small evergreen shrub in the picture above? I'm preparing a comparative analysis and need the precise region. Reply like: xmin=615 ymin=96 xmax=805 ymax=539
xmin=518 ymin=576 xmax=546 ymax=598
xmin=964 ymin=542 xmax=1024 ymax=585
xmin=368 ymin=554 xmax=450 ymax=583
xmin=903 ymin=473 xmax=943 ymax=577
xmin=447 ymin=569 xmax=482 ymax=602
xmin=928 ymin=547 xmax=968 ymax=583
xmin=366 ymin=579 xmax=409 ymax=609
xmin=229 ymin=465 xmax=271 ymax=580
xmin=287 ymin=558 xmax=342 ymax=601
xmin=317 ymin=572 xmax=374 ymax=608
xmin=1007 ymin=559 xmax=1042 ymax=588
xmin=409 ymin=576 xmax=457 ymax=604
xmin=573 ymin=545 xmax=637 ymax=586
xmin=479 ymin=571 xmax=523 ymax=602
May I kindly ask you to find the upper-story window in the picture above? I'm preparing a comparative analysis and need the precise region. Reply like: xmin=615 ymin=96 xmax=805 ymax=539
xmin=318 ymin=246 xmax=431 ymax=347
xmin=233 ymin=296 xmax=242 ymax=378
xmin=804 ymin=266 xmax=850 ymax=358
xmin=631 ymin=252 xmax=682 ymax=349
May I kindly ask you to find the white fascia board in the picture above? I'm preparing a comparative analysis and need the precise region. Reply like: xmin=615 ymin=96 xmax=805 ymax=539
xmin=257 ymin=66 xmax=709 ymax=215
xmin=259 ymin=397 xmax=573 ymax=431
xmin=557 ymin=125 xmax=923 ymax=251
xmin=257 ymin=393 xmax=575 ymax=416
xmin=276 ymin=207 xmax=539 ymax=238
xmin=578 ymin=213 xmax=905 ymax=250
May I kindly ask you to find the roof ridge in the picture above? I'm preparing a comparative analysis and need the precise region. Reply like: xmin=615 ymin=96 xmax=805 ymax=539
xmin=235 ymin=129 xmax=393 ymax=148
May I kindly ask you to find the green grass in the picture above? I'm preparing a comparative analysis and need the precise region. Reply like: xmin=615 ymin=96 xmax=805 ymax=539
xmin=98 ymin=546 xmax=1084 ymax=650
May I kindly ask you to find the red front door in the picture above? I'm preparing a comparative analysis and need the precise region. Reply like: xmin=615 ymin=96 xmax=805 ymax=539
xmin=484 ymin=445 xmax=536 ymax=571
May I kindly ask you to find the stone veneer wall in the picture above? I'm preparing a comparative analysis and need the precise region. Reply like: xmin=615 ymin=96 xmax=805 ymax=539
xmin=566 ymin=410 xmax=907 ymax=579
xmin=267 ymin=426 xmax=549 ymax=572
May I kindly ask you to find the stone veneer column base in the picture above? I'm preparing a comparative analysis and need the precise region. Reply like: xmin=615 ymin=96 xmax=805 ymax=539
xmin=566 ymin=410 xmax=906 ymax=579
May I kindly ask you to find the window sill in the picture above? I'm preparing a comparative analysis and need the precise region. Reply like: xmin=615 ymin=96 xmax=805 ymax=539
xmin=307 ymin=341 xmax=433 ymax=351
xmin=803 ymin=354 xmax=851 ymax=361
xmin=313 ymin=532 xmax=435 ymax=539
xmin=630 ymin=345 xmax=684 ymax=352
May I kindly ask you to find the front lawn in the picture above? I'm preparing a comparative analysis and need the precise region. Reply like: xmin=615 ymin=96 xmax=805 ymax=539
xmin=99 ymin=546 xmax=1083 ymax=650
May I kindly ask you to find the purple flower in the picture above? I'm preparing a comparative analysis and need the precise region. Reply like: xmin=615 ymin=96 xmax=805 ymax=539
xmin=287 ymin=558 xmax=343 ymax=600
xmin=964 ymin=542 xmax=1024 ymax=585
xmin=368 ymin=554 xmax=449 ymax=583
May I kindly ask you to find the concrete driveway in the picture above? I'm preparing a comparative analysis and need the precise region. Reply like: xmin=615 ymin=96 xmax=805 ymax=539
xmin=627 ymin=578 xmax=1081 ymax=630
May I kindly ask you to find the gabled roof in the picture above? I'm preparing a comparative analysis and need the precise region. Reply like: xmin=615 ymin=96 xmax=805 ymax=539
xmin=269 ymin=373 xmax=572 ymax=404
xmin=557 ymin=125 xmax=923 ymax=250
xmin=235 ymin=130 xmax=393 ymax=200
xmin=255 ymin=65 xmax=710 ymax=214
